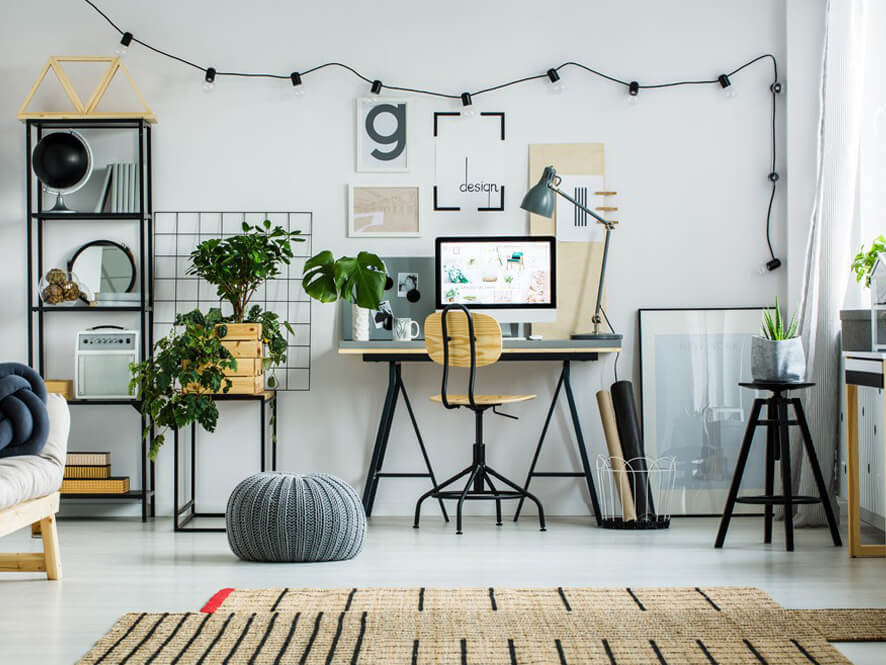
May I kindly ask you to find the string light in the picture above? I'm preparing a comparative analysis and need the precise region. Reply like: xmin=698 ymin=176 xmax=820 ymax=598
xmin=81 ymin=0 xmax=783 ymax=271
xmin=202 ymin=67 xmax=216 ymax=93
xmin=718 ymin=73 xmax=736 ymax=98
xmin=115 ymin=31 xmax=132 ymax=57
xmin=546 ymin=68 xmax=564 ymax=94
xmin=290 ymin=71 xmax=304 ymax=96
xmin=460 ymin=92 xmax=476 ymax=118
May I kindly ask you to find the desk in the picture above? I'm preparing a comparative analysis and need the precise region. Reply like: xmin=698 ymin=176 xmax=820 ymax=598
xmin=339 ymin=339 xmax=621 ymax=525
xmin=843 ymin=352 xmax=886 ymax=557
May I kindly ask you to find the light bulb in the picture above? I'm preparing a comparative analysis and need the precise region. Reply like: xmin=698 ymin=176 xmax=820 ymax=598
xmin=115 ymin=32 xmax=133 ymax=58
xmin=290 ymin=72 xmax=304 ymax=97
xmin=724 ymin=86 xmax=737 ymax=99
xmin=462 ymin=107 xmax=477 ymax=118
xmin=627 ymin=81 xmax=640 ymax=105
xmin=114 ymin=44 xmax=128 ymax=57
xmin=460 ymin=92 xmax=475 ymax=117
xmin=627 ymin=94 xmax=640 ymax=106
xmin=546 ymin=68 xmax=564 ymax=94
xmin=718 ymin=74 xmax=736 ymax=99
xmin=202 ymin=81 xmax=215 ymax=93
xmin=203 ymin=67 xmax=216 ymax=93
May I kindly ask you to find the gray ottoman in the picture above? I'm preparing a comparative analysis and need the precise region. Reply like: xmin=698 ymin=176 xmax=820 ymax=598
xmin=226 ymin=472 xmax=366 ymax=562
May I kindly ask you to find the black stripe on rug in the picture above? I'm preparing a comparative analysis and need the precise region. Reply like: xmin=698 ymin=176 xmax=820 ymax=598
xmin=247 ymin=612 xmax=278 ymax=665
xmin=344 ymin=589 xmax=357 ymax=612
xmin=602 ymin=639 xmax=617 ymax=665
xmin=696 ymin=639 xmax=718 ymax=664
xmin=170 ymin=612 xmax=211 ymax=665
xmin=350 ymin=612 xmax=367 ymax=665
xmin=555 ymin=639 xmax=568 ymax=664
xmin=94 ymin=612 xmax=148 ymax=664
xmin=119 ymin=613 xmax=169 ymax=665
xmin=791 ymin=639 xmax=821 ymax=664
xmin=626 ymin=588 xmax=646 ymax=611
xmin=325 ymin=612 xmax=345 ymax=664
xmin=489 ymin=587 xmax=498 ymax=611
xmin=507 ymin=638 xmax=517 ymax=664
xmin=222 ymin=613 xmax=255 ymax=665
xmin=418 ymin=588 xmax=425 ymax=612
xmin=270 ymin=588 xmax=288 ymax=612
xmin=195 ymin=612 xmax=235 ymax=665
xmin=272 ymin=612 xmax=300 ymax=665
xmin=299 ymin=612 xmax=323 ymax=665
xmin=744 ymin=639 xmax=768 ymax=664
xmin=649 ymin=640 xmax=667 ymax=664
xmin=411 ymin=639 xmax=419 ymax=665
xmin=695 ymin=588 xmax=721 ymax=611
xmin=145 ymin=613 xmax=190 ymax=665
xmin=557 ymin=587 xmax=572 ymax=611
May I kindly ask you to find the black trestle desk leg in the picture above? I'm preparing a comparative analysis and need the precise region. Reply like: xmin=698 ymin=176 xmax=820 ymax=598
xmin=514 ymin=366 xmax=566 ymax=522
xmin=363 ymin=361 xmax=400 ymax=516
xmin=260 ymin=396 xmax=266 ymax=472
xmin=562 ymin=361 xmax=603 ymax=526
xmin=715 ymin=399 xmax=764 ymax=548
xmin=764 ymin=397 xmax=775 ymax=544
xmin=791 ymin=398 xmax=842 ymax=546
xmin=777 ymin=396 xmax=794 ymax=552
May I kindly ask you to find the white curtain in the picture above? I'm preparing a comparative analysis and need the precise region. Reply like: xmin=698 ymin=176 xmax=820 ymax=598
xmin=793 ymin=0 xmax=869 ymax=526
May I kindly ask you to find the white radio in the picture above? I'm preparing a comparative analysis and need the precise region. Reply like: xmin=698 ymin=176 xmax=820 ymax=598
xmin=75 ymin=327 xmax=139 ymax=400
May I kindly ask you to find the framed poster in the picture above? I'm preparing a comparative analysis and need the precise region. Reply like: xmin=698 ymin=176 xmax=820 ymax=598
xmin=639 ymin=307 xmax=770 ymax=515
xmin=433 ymin=111 xmax=505 ymax=212
xmin=348 ymin=185 xmax=420 ymax=237
xmin=356 ymin=98 xmax=408 ymax=172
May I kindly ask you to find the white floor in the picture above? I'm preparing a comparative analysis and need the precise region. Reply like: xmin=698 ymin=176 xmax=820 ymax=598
xmin=1 ymin=515 xmax=884 ymax=664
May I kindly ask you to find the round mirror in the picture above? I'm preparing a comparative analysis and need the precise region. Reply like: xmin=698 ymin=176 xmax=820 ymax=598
xmin=69 ymin=240 xmax=136 ymax=296
xmin=31 ymin=130 xmax=93 ymax=213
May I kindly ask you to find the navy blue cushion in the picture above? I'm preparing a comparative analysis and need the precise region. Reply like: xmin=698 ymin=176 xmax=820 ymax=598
xmin=0 ymin=363 xmax=49 ymax=458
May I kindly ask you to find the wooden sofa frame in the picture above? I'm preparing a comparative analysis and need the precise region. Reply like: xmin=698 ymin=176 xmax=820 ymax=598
xmin=0 ymin=492 xmax=62 ymax=580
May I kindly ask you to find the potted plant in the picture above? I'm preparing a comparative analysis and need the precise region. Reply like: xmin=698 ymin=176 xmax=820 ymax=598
xmin=187 ymin=220 xmax=303 ymax=390
xmin=843 ymin=235 xmax=886 ymax=351
xmin=302 ymin=250 xmax=385 ymax=340
xmin=751 ymin=298 xmax=805 ymax=382
xmin=130 ymin=309 xmax=237 ymax=459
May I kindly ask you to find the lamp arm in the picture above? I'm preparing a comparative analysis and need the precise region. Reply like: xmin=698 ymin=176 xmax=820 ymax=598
xmin=549 ymin=184 xmax=611 ymax=227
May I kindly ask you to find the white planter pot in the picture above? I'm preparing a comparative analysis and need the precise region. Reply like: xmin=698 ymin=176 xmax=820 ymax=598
xmin=750 ymin=336 xmax=806 ymax=382
xmin=352 ymin=304 xmax=370 ymax=341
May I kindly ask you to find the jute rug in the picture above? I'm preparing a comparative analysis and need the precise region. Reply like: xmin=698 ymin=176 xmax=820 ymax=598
xmin=77 ymin=587 xmax=886 ymax=664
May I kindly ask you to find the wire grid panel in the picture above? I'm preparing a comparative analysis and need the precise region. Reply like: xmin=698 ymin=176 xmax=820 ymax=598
xmin=153 ymin=211 xmax=312 ymax=391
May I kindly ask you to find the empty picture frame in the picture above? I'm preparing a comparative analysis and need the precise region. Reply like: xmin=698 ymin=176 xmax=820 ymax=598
xmin=348 ymin=185 xmax=420 ymax=237
xmin=356 ymin=98 xmax=408 ymax=172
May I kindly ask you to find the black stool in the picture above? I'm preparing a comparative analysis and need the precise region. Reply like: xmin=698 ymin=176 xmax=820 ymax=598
xmin=715 ymin=381 xmax=841 ymax=551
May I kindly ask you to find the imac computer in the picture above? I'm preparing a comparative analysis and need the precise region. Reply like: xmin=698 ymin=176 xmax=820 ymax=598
xmin=435 ymin=236 xmax=556 ymax=331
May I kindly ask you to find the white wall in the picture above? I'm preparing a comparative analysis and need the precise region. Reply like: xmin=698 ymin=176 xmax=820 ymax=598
xmin=0 ymin=0 xmax=795 ymax=517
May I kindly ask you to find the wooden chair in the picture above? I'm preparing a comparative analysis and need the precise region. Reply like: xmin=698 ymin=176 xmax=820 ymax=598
xmin=0 ymin=492 xmax=62 ymax=580
xmin=413 ymin=305 xmax=546 ymax=534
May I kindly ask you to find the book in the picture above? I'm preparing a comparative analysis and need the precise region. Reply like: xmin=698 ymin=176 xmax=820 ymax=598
xmin=64 ymin=465 xmax=111 ymax=480
xmin=66 ymin=452 xmax=111 ymax=466
xmin=110 ymin=163 xmax=119 ymax=213
xmin=94 ymin=166 xmax=113 ymax=213
xmin=61 ymin=477 xmax=130 ymax=494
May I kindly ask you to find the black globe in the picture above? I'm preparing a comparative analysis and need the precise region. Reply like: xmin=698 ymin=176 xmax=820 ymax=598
xmin=32 ymin=132 xmax=90 ymax=191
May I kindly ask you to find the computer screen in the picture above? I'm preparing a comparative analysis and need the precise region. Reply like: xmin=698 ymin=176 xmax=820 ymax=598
xmin=435 ymin=236 xmax=556 ymax=311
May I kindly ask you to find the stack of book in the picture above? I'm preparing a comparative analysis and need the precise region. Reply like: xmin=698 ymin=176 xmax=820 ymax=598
xmin=62 ymin=452 xmax=130 ymax=494
xmin=94 ymin=162 xmax=140 ymax=214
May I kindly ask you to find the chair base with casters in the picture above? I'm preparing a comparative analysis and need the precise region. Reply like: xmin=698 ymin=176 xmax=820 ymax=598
xmin=415 ymin=305 xmax=547 ymax=535
xmin=414 ymin=405 xmax=546 ymax=534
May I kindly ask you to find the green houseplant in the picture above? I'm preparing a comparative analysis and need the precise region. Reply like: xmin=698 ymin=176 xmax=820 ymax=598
xmin=751 ymin=298 xmax=805 ymax=382
xmin=851 ymin=235 xmax=886 ymax=288
xmin=130 ymin=220 xmax=303 ymax=458
xmin=303 ymin=250 xmax=385 ymax=340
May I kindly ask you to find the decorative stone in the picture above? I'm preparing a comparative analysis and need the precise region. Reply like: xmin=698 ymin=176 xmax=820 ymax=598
xmin=226 ymin=472 xmax=366 ymax=562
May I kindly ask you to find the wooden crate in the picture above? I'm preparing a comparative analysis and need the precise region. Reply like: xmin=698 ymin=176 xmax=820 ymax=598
xmin=182 ymin=324 xmax=265 ymax=395
xmin=45 ymin=379 xmax=73 ymax=400
xmin=61 ymin=477 xmax=130 ymax=494
xmin=64 ymin=465 xmax=111 ymax=480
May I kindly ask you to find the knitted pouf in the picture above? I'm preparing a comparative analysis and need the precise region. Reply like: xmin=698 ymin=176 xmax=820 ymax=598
xmin=226 ymin=472 xmax=366 ymax=563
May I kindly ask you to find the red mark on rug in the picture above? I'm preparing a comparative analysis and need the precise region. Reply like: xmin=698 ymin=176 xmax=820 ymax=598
xmin=201 ymin=588 xmax=234 ymax=613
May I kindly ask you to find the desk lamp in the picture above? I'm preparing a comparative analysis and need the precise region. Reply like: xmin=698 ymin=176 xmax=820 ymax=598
xmin=521 ymin=166 xmax=622 ymax=341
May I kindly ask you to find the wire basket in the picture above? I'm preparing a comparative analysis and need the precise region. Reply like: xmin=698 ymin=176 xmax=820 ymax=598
xmin=595 ymin=455 xmax=677 ymax=529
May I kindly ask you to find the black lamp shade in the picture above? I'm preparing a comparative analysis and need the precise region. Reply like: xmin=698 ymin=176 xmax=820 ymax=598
xmin=520 ymin=166 xmax=558 ymax=217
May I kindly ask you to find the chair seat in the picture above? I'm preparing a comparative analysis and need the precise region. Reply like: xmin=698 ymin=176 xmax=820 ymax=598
xmin=430 ymin=393 xmax=536 ymax=406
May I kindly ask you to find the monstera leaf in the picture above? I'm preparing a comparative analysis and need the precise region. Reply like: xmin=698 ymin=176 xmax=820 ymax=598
xmin=334 ymin=252 xmax=385 ymax=310
xmin=303 ymin=250 xmax=385 ymax=310
xmin=302 ymin=250 xmax=338 ymax=303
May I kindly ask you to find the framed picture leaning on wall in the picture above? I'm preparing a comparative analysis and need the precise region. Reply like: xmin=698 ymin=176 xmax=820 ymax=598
xmin=348 ymin=185 xmax=420 ymax=237
xmin=639 ymin=307 xmax=771 ymax=516
xmin=356 ymin=98 xmax=408 ymax=172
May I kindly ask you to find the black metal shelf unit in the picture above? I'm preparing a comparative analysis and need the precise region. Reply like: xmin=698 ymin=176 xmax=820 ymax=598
xmin=25 ymin=118 xmax=156 ymax=521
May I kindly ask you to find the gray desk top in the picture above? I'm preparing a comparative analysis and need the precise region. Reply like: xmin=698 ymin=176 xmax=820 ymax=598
xmin=339 ymin=338 xmax=622 ymax=354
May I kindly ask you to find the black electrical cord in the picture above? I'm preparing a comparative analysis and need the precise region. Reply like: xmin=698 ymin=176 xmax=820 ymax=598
xmin=81 ymin=0 xmax=781 ymax=268
xmin=600 ymin=307 xmax=619 ymax=383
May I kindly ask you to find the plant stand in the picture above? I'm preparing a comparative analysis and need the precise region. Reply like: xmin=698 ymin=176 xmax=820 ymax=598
xmin=173 ymin=392 xmax=277 ymax=532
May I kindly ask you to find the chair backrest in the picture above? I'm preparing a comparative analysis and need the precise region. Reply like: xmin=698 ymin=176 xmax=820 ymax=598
xmin=424 ymin=308 xmax=502 ymax=368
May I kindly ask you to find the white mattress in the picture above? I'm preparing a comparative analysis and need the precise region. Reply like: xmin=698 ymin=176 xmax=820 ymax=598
xmin=0 ymin=393 xmax=69 ymax=512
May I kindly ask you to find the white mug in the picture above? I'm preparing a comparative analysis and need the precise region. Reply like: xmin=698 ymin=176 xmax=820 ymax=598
xmin=393 ymin=317 xmax=421 ymax=341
